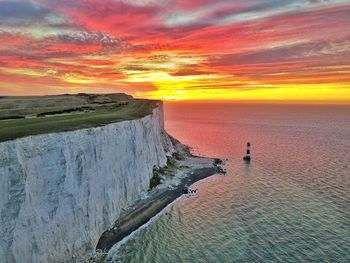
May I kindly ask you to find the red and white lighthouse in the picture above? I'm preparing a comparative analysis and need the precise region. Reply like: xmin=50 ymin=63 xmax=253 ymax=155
xmin=243 ymin=142 xmax=251 ymax=162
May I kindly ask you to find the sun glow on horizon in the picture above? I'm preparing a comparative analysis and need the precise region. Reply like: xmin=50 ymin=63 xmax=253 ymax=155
xmin=140 ymin=84 xmax=350 ymax=103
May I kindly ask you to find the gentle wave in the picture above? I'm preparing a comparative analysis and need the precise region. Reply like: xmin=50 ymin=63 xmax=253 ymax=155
xmin=109 ymin=103 xmax=350 ymax=263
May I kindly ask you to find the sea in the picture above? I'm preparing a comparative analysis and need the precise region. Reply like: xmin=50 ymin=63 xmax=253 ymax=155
xmin=108 ymin=103 xmax=350 ymax=263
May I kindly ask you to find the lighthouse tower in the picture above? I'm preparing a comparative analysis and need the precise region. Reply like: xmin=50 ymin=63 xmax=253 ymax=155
xmin=243 ymin=142 xmax=251 ymax=162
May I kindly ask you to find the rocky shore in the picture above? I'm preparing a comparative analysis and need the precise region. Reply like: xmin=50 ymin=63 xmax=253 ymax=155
xmin=86 ymin=155 xmax=224 ymax=263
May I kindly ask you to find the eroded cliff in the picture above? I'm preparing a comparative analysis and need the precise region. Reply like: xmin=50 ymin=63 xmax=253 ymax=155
xmin=0 ymin=103 xmax=175 ymax=262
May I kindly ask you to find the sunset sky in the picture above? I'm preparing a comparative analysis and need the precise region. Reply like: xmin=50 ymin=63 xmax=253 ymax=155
xmin=0 ymin=0 xmax=350 ymax=102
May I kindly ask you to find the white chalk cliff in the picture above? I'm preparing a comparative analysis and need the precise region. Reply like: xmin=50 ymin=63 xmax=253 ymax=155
xmin=0 ymin=103 xmax=175 ymax=262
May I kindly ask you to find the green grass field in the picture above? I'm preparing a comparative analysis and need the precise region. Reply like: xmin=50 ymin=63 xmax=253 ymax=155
xmin=0 ymin=94 xmax=159 ymax=142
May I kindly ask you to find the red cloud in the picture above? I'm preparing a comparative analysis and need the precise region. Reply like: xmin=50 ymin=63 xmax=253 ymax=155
xmin=1 ymin=0 xmax=350 ymax=98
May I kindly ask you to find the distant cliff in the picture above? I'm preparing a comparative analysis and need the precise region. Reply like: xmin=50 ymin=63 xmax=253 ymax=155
xmin=0 ymin=103 xmax=175 ymax=262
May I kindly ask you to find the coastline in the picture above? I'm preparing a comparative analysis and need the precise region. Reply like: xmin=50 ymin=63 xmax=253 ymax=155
xmin=96 ymin=157 xmax=223 ymax=252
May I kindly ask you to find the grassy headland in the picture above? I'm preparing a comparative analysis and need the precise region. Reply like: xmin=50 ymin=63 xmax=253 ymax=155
xmin=0 ymin=93 xmax=160 ymax=142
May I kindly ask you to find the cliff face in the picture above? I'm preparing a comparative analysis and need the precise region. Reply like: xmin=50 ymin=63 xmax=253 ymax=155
xmin=0 ymin=103 xmax=174 ymax=262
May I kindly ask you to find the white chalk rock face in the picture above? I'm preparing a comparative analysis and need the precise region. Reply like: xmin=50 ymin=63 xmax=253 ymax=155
xmin=0 ymin=104 xmax=174 ymax=263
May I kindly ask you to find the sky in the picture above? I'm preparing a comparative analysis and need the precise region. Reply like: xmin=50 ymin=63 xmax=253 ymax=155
xmin=0 ymin=0 xmax=350 ymax=102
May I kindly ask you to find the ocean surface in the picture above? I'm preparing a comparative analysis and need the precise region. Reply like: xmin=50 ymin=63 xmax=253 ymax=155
xmin=109 ymin=103 xmax=350 ymax=263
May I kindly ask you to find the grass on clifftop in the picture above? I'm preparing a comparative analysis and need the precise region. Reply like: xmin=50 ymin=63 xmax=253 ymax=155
xmin=0 ymin=93 xmax=160 ymax=142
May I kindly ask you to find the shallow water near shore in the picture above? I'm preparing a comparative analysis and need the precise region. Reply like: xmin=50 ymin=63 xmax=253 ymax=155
xmin=108 ymin=103 xmax=350 ymax=263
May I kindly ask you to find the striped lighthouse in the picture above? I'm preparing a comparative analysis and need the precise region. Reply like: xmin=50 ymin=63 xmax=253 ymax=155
xmin=243 ymin=142 xmax=251 ymax=162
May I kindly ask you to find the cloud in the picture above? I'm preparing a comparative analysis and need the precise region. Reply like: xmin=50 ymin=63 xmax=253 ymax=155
xmin=0 ymin=1 xmax=65 ymax=26
xmin=120 ymin=0 xmax=171 ymax=7
xmin=0 ymin=0 xmax=350 ymax=101
xmin=55 ymin=32 xmax=121 ymax=47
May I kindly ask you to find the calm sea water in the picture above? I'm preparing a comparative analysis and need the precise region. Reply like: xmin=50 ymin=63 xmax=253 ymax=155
xmin=108 ymin=103 xmax=350 ymax=263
